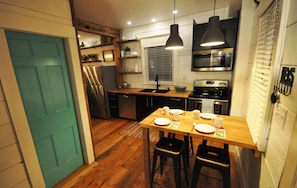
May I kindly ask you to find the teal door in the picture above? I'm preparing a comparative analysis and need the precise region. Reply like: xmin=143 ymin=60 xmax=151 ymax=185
xmin=6 ymin=31 xmax=83 ymax=187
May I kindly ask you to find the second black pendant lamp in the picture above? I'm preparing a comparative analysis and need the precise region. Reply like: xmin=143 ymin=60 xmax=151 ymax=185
xmin=200 ymin=0 xmax=225 ymax=47
xmin=165 ymin=0 xmax=184 ymax=50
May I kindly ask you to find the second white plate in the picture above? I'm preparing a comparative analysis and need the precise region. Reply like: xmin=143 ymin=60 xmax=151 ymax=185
xmin=200 ymin=113 xmax=216 ymax=119
xmin=169 ymin=109 xmax=184 ymax=115
xmin=194 ymin=123 xmax=216 ymax=134
xmin=154 ymin=118 xmax=171 ymax=126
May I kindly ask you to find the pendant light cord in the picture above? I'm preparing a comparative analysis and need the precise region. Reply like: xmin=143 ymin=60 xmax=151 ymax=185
xmin=173 ymin=0 xmax=176 ymax=24
xmin=213 ymin=0 xmax=216 ymax=16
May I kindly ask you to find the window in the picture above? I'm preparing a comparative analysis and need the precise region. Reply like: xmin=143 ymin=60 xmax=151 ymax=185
xmin=145 ymin=46 xmax=173 ymax=82
xmin=246 ymin=0 xmax=281 ymax=151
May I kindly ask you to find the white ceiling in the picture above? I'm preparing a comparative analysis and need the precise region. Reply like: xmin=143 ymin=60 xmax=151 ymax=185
xmin=73 ymin=0 xmax=241 ymax=31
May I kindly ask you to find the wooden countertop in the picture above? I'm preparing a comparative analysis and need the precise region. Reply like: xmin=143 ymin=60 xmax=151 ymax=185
xmin=108 ymin=88 xmax=191 ymax=98
xmin=140 ymin=108 xmax=260 ymax=181
xmin=140 ymin=108 xmax=259 ymax=155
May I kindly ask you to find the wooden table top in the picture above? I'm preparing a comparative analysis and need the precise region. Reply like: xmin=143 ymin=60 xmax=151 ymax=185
xmin=140 ymin=108 xmax=258 ymax=154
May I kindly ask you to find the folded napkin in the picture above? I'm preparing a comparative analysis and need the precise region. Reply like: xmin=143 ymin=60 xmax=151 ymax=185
xmin=201 ymin=99 xmax=214 ymax=113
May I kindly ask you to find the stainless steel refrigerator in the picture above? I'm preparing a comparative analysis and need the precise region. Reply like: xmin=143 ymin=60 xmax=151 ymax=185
xmin=82 ymin=64 xmax=117 ymax=119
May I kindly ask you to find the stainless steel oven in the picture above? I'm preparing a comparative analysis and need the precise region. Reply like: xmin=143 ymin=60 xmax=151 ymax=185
xmin=187 ymin=97 xmax=229 ymax=115
xmin=187 ymin=80 xmax=230 ymax=115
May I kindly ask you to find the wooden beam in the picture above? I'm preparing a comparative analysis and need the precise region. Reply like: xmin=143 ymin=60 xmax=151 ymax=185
xmin=74 ymin=18 xmax=120 ymax=38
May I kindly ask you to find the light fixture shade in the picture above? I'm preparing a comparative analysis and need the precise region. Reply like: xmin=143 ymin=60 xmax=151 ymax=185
xmin=165 ymin=24 xmax=184 ymax=50
xmin=200 ymin=16 xmax=225 ymax=47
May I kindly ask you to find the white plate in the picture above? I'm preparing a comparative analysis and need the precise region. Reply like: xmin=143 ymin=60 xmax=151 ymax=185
xmin=154 ymin=118 xmax=171 ymax=126
xmin=169 ymin=109 xmax=184 ymax=115
xmin=200 ymin=113 xmax=216 ymax=119
xmin=194 ymin=123 xmax=216 ymax=134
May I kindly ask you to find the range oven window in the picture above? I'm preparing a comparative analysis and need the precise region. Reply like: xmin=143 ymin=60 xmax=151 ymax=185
xmin=187 ymin=98 xmax=229 ymax=115
xmin=192 ymin=48 xmax=234 ymax=71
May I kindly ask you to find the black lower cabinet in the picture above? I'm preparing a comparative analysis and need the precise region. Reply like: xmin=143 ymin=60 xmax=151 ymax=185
xmin=136 ymin=96 xmax=187 ymax=121
xmin=108 ymin=93 xmax=119 ymax=117
xmin=154 ymin=96 xmax=186 ymax=110
xmin=136 ymin=95 xmax=156 ymax=121
xmin=110 ymin=93 xmax=187 ymax=121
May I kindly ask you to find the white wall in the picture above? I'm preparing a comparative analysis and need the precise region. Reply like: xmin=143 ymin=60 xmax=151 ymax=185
xmin=260 ymin=0 xmax=297 ymax=187
xmin=0 ymin=82 xmax=31 ymax=187
xmin=229 ymin=0 xmax=255 ymax=117
xmin=121 ymin=7 xmax=233 ymax=90
xmin=0 ymin=0 xmax=94 ymax=187
xmin=234 ymin=0 xmax=297 ymax=187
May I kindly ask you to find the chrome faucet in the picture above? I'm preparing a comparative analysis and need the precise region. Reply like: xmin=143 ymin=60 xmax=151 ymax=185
xmin=155 ymin=74 xmax=160 ymax=91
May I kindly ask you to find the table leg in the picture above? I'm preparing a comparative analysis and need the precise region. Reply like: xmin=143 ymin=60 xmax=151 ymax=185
xmin=142 ymin=127 xmax=150 ymax=181
xmin=184 ymin=135 xmax=190 ymax=167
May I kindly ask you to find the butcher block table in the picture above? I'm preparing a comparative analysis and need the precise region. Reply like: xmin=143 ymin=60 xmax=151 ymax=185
xmin=139 ymin=108 xmax=259 ymax=181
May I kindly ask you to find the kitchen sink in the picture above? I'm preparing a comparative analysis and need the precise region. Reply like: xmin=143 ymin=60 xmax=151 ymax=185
xmin=139 ymin=88 xmax=170 ymax=93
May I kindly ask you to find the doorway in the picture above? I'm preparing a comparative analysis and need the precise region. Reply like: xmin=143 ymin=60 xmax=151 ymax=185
xmin=6 ymin=31 xmax=83 ymax=187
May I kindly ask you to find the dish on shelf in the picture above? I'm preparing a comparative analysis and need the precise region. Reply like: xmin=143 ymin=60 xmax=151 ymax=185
xmin=200 ymin=113 xmax=217 ymax=119
xmin=194 ymin=123 xmax=216 ymax=134
xmin=169 ymin=109 xmax=184 ymax=115
xmin=154 ymin=118 xmax=171 ymax=126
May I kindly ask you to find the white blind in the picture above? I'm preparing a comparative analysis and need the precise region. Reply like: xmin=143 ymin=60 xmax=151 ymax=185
xmin=145 ymin=46 xmax=173 ymax=81
xmin=246 ymin=0 xmax=280 ymax=151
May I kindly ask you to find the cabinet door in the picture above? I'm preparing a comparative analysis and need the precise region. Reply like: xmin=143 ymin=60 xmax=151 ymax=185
xmin=108 ymin=93 xmax=119 ymax=117
xmin=192 ymin=18 xmax=239 ymax=51
xmin=136 ymin=96 xmax=153 ymax=120
xmin=154 ymin=97 xmax=186 ymax=110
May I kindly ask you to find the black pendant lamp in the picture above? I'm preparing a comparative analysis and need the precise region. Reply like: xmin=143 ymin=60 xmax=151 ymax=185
xmin=165 ymin=0 xmax=184 ymax=50
xmin=200 ymin=0 xmax=225 ymax=47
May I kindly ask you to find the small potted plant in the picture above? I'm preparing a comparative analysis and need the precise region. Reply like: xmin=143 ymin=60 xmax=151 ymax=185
xmin=124 ymin=46 xmax=130 ymax=56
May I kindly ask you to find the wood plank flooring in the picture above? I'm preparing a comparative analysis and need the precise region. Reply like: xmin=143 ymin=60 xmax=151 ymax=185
xmin=54 ymin=117 xmax=241 ymax=188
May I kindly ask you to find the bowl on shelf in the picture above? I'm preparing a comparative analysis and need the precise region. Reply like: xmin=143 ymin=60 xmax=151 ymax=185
xmin=175 ymin=86 xmax=187 ymax=92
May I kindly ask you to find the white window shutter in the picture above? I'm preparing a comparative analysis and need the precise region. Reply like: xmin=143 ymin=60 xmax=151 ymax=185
xmin=246 ymin=0 xmax=281 ymax=152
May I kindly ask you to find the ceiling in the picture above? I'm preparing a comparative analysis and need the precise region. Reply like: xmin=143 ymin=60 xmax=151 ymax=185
xmin=72 ymin=0 xmax=241 ymax=31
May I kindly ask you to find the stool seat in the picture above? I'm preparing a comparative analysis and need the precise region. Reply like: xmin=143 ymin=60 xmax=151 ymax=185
xmin=155 ymin=136 xmax=184 ymax=154
xmin=197 ymin=144 xmax=230 ymax=167
xmin=191 ymin=143 xmax=230 ymax=188
xmin=151 ymin=137 xmax=189 ymax=188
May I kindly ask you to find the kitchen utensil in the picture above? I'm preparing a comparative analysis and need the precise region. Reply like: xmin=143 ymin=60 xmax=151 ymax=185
xmin=175 ymin=86 xmax=187 ymax=92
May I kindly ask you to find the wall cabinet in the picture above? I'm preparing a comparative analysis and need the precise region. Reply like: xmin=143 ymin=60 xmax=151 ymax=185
xmin=192 ymin=18 xmax=239 ymax=51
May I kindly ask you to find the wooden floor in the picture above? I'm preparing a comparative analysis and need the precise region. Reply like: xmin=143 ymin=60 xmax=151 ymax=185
xmin=54 ymin=117 xmax=241 ymax=188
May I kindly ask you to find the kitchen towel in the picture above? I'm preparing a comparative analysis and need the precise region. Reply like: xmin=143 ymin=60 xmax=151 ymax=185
xmin=201 ymin=99 xmax=214 ymax=113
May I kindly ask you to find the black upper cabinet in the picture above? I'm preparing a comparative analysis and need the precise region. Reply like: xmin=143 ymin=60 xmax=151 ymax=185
xmin=192 ymin=18 xmax=239 ymax=51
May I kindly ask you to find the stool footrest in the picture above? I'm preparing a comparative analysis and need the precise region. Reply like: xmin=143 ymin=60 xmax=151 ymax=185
xmin=191 ymin=144 xmax=230 ymax=188
xmin=151 ymin=137 xmax=189 ymax=188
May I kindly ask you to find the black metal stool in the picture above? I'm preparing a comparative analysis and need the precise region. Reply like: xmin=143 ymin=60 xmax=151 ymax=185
xmin=191 ymin=141 xmax=230 ymax=188
xmin=168 ymin=133 xmax=194 ymax=166
xmin=150 ymin=137 xmax=189 ymax=188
